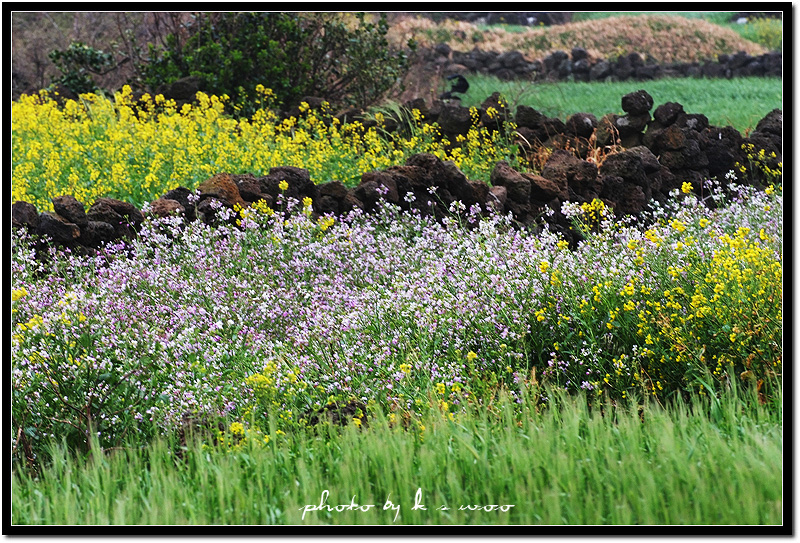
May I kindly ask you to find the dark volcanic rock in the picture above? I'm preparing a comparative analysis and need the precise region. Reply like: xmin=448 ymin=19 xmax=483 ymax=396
xmin=600 ymin=176 xmax=649 ymax=217
xmin=87 ymin=199 xmax=141 ymax=239
xmin=162 ymin=187 xmax=196 ymax=222
xmin=37 ymin=212 xmax=80 ymax=242
xmin=80 ymin=220 xmax=117 ymax=248
xmin=614 ymin=113 xmax=650 ymax=136
xmin=92 ymin=198 xmax=145 ymax=229
xmin=258 ymin=166 xmax=317 ymax=203
xmin=12 ymin=201 xmax=39 ymax=230
xmin=232 ymin=173 xmax=271 ymax=204
xmin=354 ymin=172 xmax=400 ymax=211
xmin=565 ymin=112 xmax=598 ymax=138
xmin=525 ymin=173 xmax=566 ymax=203
xmin=148 ymin=198 xmax=186 ymax=218
xmin=52 ymin=195 xmax=88 ymax=227
xmin=599 ymin=150 xmax=648 ymax=187
xmin=540 ymin=150 xmax=596 ymax=199
xmin=490 ymin=161 xmax=531 ymax=204
xmin=653 ymin=102 xmax=685 ymax=126
xmin=198 ymin=173 xmax=247 ymax=209
xmin=621 ymin=89 xmax=654 ymax=115
xmin=437 ymin=103 xmax=473 ymax=139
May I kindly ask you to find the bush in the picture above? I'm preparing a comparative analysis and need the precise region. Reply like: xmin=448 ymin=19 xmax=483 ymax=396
xmin=737 ymin=16 xmax=783 ymax=50
xmin=143 ymin=12 xmax=414 ymax=116
xmin=48 ymin=41 xmax=117 ymax=96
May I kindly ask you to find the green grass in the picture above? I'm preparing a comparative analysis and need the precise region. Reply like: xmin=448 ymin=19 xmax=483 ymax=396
xmin=459 ymin=75 xmax=782 ymax=133
xmin=12 ymin=389 xmax=782 ymax=526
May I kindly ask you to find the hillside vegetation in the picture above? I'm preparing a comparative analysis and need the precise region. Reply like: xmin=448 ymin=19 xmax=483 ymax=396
xmin=388 ymin=14 xmax=769 ymax=63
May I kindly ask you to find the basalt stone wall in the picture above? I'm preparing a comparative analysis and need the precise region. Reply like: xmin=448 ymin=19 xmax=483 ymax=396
xmin=430 ymin=45 xmax=782 ymax=82
xmin=12 ymin=90 xmax=782 ymax=258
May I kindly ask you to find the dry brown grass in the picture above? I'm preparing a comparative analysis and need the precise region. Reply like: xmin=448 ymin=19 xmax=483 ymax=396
xmin=387 ymin=14 xmax=767 ymax=63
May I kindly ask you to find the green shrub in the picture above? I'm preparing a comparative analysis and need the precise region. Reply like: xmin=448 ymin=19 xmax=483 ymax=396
xmin=48 ymin=41 xmax=116 ymax=95
xmin=143 ymin=12 xmax=414 ymax=116
xmin=737 ymin=16 xmax=783 ymax=50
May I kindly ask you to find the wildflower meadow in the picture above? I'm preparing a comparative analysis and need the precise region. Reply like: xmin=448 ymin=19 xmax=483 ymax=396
xmin=11 ymin=83 xmax=783 ymax=527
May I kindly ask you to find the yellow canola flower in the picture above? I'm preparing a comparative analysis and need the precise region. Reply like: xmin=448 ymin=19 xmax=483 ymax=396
xmin=317 ymin=216 xmax=335 ymax=231
xmin=644 ymin=229 xmax=661 ymax=244
xmin=13 ymin=88 xmax=520 ymax=211
xmin=229 ymin=422 xmax=245 ymax=436
xmin=17 ymin=314 xmax=44 ymax=331
xmin=670 ymin=219 xmax=686 ymax=233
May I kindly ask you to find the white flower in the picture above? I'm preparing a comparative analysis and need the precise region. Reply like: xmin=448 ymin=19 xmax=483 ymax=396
xmin=449 ymin=200 xmax=465 ymax=213
xmin=560 ymin=201 xmax=584 ymax=219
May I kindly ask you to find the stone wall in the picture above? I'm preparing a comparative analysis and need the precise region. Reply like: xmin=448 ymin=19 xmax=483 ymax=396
xmin=430 ymin=45 xmax=782 ymax=82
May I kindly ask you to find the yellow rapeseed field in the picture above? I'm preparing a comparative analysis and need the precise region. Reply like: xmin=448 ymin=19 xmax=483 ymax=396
xmin=12 ymin=86 xmax=518 ymax=211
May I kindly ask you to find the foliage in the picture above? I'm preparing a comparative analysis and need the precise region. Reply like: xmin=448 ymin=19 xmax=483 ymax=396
xmin=735 ymin=16 xmax=783 ymax=50
xmin=12 ymin=81 xmax=782 ymax=214
xmin=736 ymin=143 xmax=783 ymax=185
xmin=11 ymin=280 xmax=165 ymax=468
xmin=554 ymin=181 xmax=782 ymax=405
xmin=48 ymin=41 xmax=117 ymax=96
xmin=143 ymin=12 xmax=414 ymax=115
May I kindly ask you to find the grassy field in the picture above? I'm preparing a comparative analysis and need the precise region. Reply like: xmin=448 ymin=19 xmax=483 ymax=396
xmin=12 ymin=388 xmax=783 ymax=525
xmin=458 ymin=76 xmax=783 ymax=133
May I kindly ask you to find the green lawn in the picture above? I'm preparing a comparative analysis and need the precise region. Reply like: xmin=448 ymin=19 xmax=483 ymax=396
xmin=460 ymin=75 xmax=782 ymax=133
